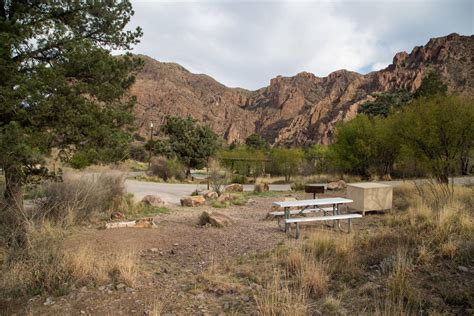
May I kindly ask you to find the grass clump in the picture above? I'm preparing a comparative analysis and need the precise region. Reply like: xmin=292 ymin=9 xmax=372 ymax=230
xmin=34 ymin=172 xmax=125 ymax=226
xmin=0 ymin=223 xmax=139 ymax=296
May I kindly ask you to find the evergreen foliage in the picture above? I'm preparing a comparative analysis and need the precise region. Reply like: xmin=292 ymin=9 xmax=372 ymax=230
xmin=0 ymin=1 xmax=142 ymax=245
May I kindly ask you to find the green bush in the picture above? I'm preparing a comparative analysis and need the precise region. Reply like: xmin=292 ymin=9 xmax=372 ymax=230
xmin=231 ymin=174 xmax=248 ymax=184
xmin=270 ymin=147 xmax=305 ymax=182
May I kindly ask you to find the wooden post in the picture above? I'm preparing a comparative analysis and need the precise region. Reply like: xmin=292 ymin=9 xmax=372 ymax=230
xmin=148 ymin=121 xmax=154 ymax=168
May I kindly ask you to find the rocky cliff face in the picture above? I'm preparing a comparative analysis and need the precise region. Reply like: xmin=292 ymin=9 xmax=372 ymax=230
xmin=130 ymin=33 xmax=473 ymax=145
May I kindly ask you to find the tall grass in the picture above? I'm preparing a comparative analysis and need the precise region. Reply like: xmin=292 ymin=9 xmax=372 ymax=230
xmin=0 ymin=222 xmax=139 ymax=296
xmin=34 ymin=173 xmax=125 ymax=226
xmin=254 ymin=268 xmax=309 ymax=316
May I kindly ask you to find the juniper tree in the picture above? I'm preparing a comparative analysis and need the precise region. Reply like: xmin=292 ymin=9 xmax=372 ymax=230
xmin=0 ymin=0 xmax=142 ymax=246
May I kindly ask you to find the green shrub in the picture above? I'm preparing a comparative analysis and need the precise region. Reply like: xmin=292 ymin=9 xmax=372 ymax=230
xmin=231 ymin=174 xmax=248 ymax=184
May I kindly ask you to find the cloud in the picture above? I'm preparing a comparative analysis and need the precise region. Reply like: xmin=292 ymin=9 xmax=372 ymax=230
xmin=126 ymin=0 xmax=473 ymax=89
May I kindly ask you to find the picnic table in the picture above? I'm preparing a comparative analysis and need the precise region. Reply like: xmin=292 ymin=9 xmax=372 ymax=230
xmin=271 ymin=197 xmax=361 ymax=238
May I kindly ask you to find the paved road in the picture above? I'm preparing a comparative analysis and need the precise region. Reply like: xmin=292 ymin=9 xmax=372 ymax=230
xmin=124 ymin=180 xmax=290 ymax=204
xmin=125 ymin=176 xmax=474 ymax=205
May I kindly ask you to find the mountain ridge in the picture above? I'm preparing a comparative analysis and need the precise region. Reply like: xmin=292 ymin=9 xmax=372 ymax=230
xmin=129 ymin=33 xmax=473 ymax=145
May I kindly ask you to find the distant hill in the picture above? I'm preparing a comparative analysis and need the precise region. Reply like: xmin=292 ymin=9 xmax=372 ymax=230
xmin=129 ymin=33 xmax=474 ymax=145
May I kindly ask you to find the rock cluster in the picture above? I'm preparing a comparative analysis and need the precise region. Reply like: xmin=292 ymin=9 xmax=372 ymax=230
xmin=199 ymin=211 xmax=234 ymax=228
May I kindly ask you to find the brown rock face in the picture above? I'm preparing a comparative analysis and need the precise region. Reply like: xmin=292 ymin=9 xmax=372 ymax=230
xmin=130 ymin=33 xmax=473 ymax=145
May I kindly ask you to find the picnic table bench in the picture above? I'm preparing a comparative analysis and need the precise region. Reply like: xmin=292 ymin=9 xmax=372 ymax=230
xmin=271 ymin=197 xmax=362 ymax=238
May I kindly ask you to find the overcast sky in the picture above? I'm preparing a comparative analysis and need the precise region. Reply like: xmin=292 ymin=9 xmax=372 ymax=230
xmin=127 ymin=0 xmax=473 ymax=90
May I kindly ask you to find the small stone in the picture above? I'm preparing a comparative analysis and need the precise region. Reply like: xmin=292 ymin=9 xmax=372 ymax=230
xmin=110 ymin=211 xmax=125 ymax=220
xmin=173 ymin=243 xmax=179 ymax=246
xmin=142 ymin=195 xmax=165 ymax=207
xmin=116 ymin=283 xmax=126 ymax=290
xmin=44 ymin=297 xmax=55 ymax=306
xmin=80 ymin=286 xmax=88 ymax=292
xmin=458 ymin=265 xmax=469 ymax=272
xmin=80 ymin=311 xmax=86 ymax=315
xmin=126 ymin=287 xmax=134 ymax=293
xmin=149 ymin=248 xmax=159 ymax=253
xmin=98 ymin=286 xmax=106 ymax=291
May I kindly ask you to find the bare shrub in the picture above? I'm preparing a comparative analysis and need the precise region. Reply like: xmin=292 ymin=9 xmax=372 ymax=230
xmin=208 ymin=159 xmax=230 ymax=196
xmin=149 ymin=157 xmax=185 ymax=181
xmin=34 ymin=173 xmax=125 ymax=226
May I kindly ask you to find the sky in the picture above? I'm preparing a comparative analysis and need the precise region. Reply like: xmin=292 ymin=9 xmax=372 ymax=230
xmin=127 ymin=0 xmax=474 ymax=90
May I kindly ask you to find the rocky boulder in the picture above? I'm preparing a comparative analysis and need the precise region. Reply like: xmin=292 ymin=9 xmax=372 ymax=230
xmin=180 ymin=195 xmax=206 ymax=207
xmin=199 ymin=190 xmax=219 ymax=199
xmin=327 ymin=180 xmax=347 ymax=190
xmin=225 ymin=183 xmax=244 ymax=192
xmin=254 ymin=183 xmax=269 ymax=193
xmin=199 ymin=211 xmax=234 ymax=228
xmin=142 ymin=195 xmax=165 ymax=207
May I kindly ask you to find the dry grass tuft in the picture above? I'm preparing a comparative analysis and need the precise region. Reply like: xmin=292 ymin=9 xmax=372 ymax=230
xmin=303 ymin=231 xmax=354 ymax=271
xmin=34 ymin=172 xmax=125 ymax=226
xmin=254 ymin=268 xmax=309 ymax=316
xmin=387 ymin=249 xmax=412 ymax=301
xmin=0 ymin=223 xmax=139 ymax=296
xmin=298 ymin=259 xmax=328 ymax=298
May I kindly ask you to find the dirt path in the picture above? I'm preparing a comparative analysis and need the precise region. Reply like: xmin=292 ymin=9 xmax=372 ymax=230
xmin=14 ymin=193 xmax=302 ymax=315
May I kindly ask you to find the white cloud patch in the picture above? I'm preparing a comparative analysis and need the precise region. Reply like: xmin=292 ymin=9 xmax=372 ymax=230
xmin=126 ymin=0 xmax=473 ymax=89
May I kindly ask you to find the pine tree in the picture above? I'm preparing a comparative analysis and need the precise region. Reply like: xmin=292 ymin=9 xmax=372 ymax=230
xmin=0 ymin=1 xmax=142 ymax=246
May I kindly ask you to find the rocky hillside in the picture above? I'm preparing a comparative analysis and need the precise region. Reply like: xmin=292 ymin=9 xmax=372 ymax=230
xmin=130 ymin=33 xmax=473 ymax=145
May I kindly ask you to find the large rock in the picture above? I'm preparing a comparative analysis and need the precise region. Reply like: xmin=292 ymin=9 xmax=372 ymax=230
xmin=180 ymin=195 xmax=206 ymax=207
xmin=254 ymin=183 xmax=269 ymax=193
xmin=225 ymin=183 xmax=243 ymax=192
xmin=142 ymin=195 xmax=165 ymax=207
xmin=327 ymin=180 xmax=347 ymax=191
xmin=199 ymin=190 xmax=218 ymax=199
xmin=199 ymin=211 xmax=234 ymax=228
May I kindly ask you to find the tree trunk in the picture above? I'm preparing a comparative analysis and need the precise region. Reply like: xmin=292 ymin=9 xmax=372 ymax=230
xmin=1 ymin=164 xmax=28 ymax=248
xmin=436 ymin=173 xmax=449 ymax=185
xmin=460 ymin=155 xmax=470 ymax=175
